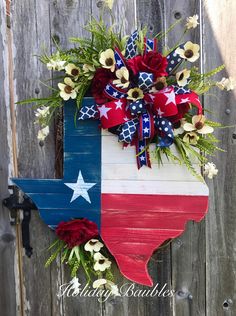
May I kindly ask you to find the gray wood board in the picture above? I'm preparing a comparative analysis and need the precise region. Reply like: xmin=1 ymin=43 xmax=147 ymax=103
xmin=0 ymin=1 xmax=17 ymax=316
xmin=203 ymin=1 xmax=236 ymax=315
xmin=1 ymin=0 xmax=235 ymax=315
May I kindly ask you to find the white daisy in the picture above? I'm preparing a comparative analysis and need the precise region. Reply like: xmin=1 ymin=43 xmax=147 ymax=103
xmin=93 ymin=278 xmax=120 ymax=296
xmin=176 ymin=69 xmax=191 ymax=86
xmin=47 ymin=59 xmax=66 ymax=71
xmin=93 ymin=252 xmax=111 ymax=272
xmin=175 ymin=41 xmax=200 ymax=63
xmin=186 ymin=15 xmax=199 ymax=29
xmin=204 ymin=162 xmax=218 ymax=179
xmin=99 ymin=49 xmax=116 ymax=72
xmin=65 ymin=63 xmax=80 ymax=80
xmin=127 ymin=87 xmax=144 ymax=101
xmin=84 ymin=239 xmax=104 ymax=253
xmin=58 ymin=77 xmax=77 ymax=101
xmin=37 ymin=126 xmax=49 ymax=141
xmin=113 ymin=67 xmax=130 ymax=88
xmin=216 ymin=77 xmax=236 ymax=91
xmin=183 ymin=115 xmax=214 ymax=134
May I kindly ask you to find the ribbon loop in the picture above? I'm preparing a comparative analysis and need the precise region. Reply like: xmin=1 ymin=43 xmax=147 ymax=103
xmin=136 ymin=139 xmax=151 ymax=169
xmin=144 ymin=37 xmax=158 ymax=53
xmin=119 ymin=119 xmax=139 ymax=143
xmin=78 ymin=104 xmax=99 ymax=120
xmin=114 ymin=47 xmax=127 ymax=69
xmin=138 ymin=72 xmax=154 ymax=91
xmin=129 ymin=99 xmax=146 ymax=116
xmin=155 ymin=117 xmax=174 ymax=147
xmin=125 ymin=30 xmax=139 ymax=59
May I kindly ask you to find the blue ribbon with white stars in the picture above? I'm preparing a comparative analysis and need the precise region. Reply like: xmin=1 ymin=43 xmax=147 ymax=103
xmin=114 ymin=47 xmax=127 ymax=69
xmin=136 ymin=139 xmax=151 ymax=169
xmin=144 ymin=37 xmax=158 ymax=53
xmin=154 ymin=117 xmax=174 ymax=147
xmin=104 ymin=83 xmax=127 ymax=100
xmin=139 ymin=112 xmax=153 ymax=140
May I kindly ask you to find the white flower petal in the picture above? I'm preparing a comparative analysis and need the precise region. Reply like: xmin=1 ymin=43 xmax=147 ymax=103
xmin=198 ymin=125 xmax=214 ymax=134
xmin=183 ymin=123 xmax=196 ymax=132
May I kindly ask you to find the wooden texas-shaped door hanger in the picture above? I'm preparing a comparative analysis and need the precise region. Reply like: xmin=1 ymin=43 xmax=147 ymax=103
xmin=13 ymin=98 xmax=209 ymax=286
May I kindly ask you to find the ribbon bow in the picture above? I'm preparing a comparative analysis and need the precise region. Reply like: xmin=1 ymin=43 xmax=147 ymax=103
xmin=79 ymin=31 xmax=203 ymax=169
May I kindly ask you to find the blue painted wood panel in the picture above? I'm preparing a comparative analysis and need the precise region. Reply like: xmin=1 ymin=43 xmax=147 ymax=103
xmin=12 ymin=98 xmax=102 ymax=229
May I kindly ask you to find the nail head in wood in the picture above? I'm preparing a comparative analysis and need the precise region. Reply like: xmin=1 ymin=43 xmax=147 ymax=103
xmin=35 ymin=87 xmax=40 ymax=94
xmin=174 ymin=12 xmax=182 ymax=20
xmin=222 ymin=299 xmax=233 ymax=310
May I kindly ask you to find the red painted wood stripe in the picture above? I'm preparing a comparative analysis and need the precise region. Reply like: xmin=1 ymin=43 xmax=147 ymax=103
xmin=101 ymin=193 xmax=208 ymax=286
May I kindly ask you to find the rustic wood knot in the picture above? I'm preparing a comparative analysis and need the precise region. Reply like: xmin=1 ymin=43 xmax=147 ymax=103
xmin=222 ymin=299 xmax=233 ymax=310
xmin=39 ymin=140 xmax=44 ymax=147
xmin=176 ymin=290 xmax=189 ymax=299
xmin=225 ymin=108 xmax=231 ymax=115
xmin=34 ymin=87 xmax=40 ymax=95
xmin=96 ymin=1 xmax=103 ymax=8
xmin=149 ymin=25 xmax=154 ymax=32
xmin=1 ymin=232 xmax=15 ymax=243
xmin=52 ymin=34 xmax=60 ymax=45
xmin=174 ymin=12 xmax=182 ymax=20
xmin=232 ymin=133 xmax=236 ymax=140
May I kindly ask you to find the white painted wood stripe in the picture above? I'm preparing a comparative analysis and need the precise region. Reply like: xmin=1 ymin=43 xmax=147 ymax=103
xmin=102 ymin=180 xmax=209 ymax=196
xmin=102 ymin=163 xmax=198 ymax=182
xmin=102 ymin=132 xmax=199 ymax=164
xmin=101 ymin=131 xmax=209 ymax=196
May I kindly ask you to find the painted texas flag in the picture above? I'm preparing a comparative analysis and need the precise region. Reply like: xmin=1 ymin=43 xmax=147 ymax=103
xmin=13 ymin=98 xmax=208 ymax=286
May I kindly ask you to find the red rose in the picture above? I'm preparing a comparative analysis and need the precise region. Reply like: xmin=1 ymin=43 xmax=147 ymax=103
xmin=127 ymin=51 xmax=168 ymax=79
xmin=92 ymin=68 xmax=115 ymax=104
xmin=169 ymin=103 xmax=190 ymax=123
xmin=56 ymin=218 xmax=98 ymax=248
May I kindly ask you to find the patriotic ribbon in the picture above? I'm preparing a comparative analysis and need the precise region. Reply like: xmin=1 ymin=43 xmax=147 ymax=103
xmin=79 ymin=34 xmax=203 ymax=169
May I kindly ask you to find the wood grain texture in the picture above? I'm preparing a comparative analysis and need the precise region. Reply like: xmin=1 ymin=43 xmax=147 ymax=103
xmin=0 ymin=2 xmax=18 ymax=316
xmin=163 ymin=1 xmax=207 ymax=316
xmin=203 ymin=1 xmax=236 ymax=315
xmin=2 ymin=0 xmax=236 ymax=315
xmin=11 ymin=1 xmax=62 ymax=315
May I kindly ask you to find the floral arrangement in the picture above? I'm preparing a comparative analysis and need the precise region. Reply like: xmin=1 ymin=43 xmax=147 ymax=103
xmin=19 ymin=10 xmax=235 ymax=294
xmin=46 ymin=218 xmax=119 ymax=296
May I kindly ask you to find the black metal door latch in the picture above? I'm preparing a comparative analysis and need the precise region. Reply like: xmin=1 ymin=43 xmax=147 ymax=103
xmin=2 ymin=186 xmax=37 ymax=257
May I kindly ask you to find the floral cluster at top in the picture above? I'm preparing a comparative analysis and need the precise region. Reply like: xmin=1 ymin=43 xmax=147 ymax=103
xmin=22 ymin=14 xmax=235 ymax=180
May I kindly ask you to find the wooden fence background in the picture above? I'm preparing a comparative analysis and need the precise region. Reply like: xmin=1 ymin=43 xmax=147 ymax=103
xmin=0 ymin=0 xmax=236 ymax=315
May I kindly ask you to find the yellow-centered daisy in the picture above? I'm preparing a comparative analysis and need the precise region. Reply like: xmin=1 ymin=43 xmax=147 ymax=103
xmin=99 ymin=49 xmax=116 ymax=72
xmin=176 ymin=69 xmax=191 ymax=86
xmin=127 ymin=87 xmax=144 ymax=101
xmin=175 ymin=41 xmax=200 ymax=63
xmin=113 ymin=67 xmax=130 ymax=88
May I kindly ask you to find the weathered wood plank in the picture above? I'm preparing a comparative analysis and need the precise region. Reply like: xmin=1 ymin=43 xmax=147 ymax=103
xmin=203 ymin=1 xmax=236 ymax=315
xmin=0 ymin=2 xmax=18 ymax=316
xmin=163 ymin=1 xmax=207 ymax=315
xmin=11 ymin=1 xmax=63 ymax=315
